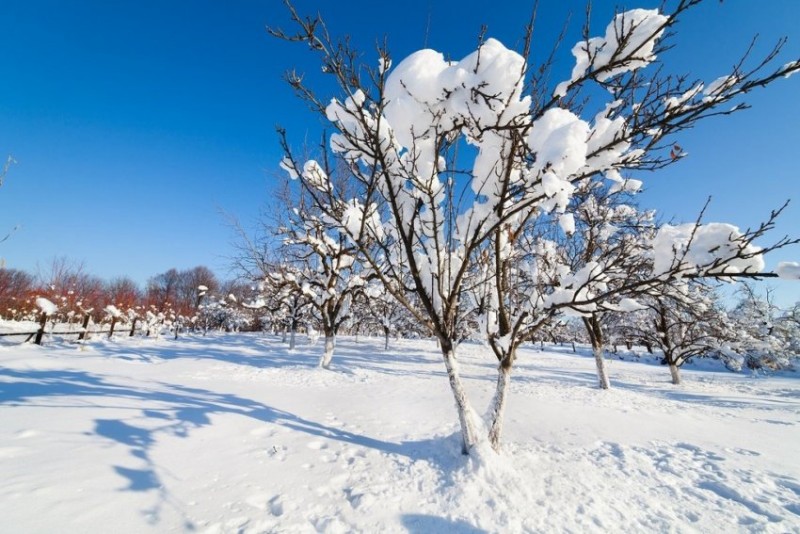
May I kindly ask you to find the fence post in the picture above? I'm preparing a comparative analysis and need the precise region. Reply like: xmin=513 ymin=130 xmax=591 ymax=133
xmin=108 ymin=316 xmax=117 ymax=339
xmin=34 ymin=312 xmax=48 ymax=345
xmin=129 ymin=318 xmax=137 ymax=337
xmin=78 ymin=314 xmax=91 ymax=341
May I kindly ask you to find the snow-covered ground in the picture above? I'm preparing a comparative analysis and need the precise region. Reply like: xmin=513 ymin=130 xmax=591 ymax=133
xmin=1 ymin=333 xmax=798 ymax=533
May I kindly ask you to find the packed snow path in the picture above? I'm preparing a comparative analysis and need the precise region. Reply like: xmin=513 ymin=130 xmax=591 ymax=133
xmin=1 ymin=334 xmax=798 ymax=532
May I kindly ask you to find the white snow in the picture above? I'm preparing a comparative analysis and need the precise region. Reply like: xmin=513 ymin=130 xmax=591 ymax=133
xmin=3 ymin=334 xmax=796 ymax=533
xmin=554 ymin=9 xmax=669 ymax=97
xmin=104 ymin=305 xmax=123 ymax=319
xmin=652 ymin=222 xmax=765 ymax=275
xmin=35 ymin=297 xmax=58 ymax=315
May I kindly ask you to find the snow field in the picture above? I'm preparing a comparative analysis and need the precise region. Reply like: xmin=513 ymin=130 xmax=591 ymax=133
xmin=1 ymin=334 xmax=798 ymax=533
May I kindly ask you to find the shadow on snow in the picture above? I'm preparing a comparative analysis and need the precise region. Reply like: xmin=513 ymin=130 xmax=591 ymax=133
xmin=0 ymin=365 xmax=468 ymax=526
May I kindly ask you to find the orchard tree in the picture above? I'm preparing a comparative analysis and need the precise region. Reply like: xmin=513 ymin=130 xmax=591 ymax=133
xmin=106 ymin=277 xmax=141 ymax=309
xmin=544 ymin=181 xmax=655 ymax=389
xmin=634 ymin=281 xmax=732 ymax=384
xmin=277 ymin=179 xmax=367 ymax=369
xmin=728 ymin=284 xmax=796 ymax=372
xmin=272 ymin=0 xmax=800 ymax=454
xmin=36 ymin=257 xmax=105 ymax=322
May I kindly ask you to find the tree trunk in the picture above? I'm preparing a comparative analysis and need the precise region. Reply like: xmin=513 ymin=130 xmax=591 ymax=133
xmin=129 ymin=318 xmax=137 ymax=337
xmin=669 ymin=363 xmax=681 ymax=385
xmin=78 ymin=314 xmax=91 ymax=341
xmin=289 ymin=328 xmax=296 ymax=350
xmin=584 ymin=314 xmax=610 ymax=390
xmin=319 ymin=335 xmax=335 ymax=369
xmin=441 ymin=343 xmax=477 ymax=455
xmin=384 ymin=326 xmax=390 ymax=351
xmin=593 ymin=342 xmax=611 ymax=390
xmin=488 ymin=361 xmax=512 ymax=452
xmin=108 ymin=317 xmax=117 ymax=339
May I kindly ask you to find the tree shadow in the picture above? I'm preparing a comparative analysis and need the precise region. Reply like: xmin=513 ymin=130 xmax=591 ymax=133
xmin=401 ymin=514 xmax=489 ymax=533
xmin=0 ymin=366 xmax=468 ymax=526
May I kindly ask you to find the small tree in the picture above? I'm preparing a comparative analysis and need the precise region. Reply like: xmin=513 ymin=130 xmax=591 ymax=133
xmin=635 ymin=282 xmax=731 ymax=384
xmin=729 ymin=285 xmax=795 ymax=372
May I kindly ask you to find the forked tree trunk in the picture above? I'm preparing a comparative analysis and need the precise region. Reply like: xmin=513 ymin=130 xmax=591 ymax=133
xmin=319 ymin=335 xmax=335 ymax=369
xmin=488 ymin=361 xmax=512 ymax=451
xmin=669 ymin=363 xmax=681 ymax=385
xmin=441 ymin=342 xmax=477 ymax=455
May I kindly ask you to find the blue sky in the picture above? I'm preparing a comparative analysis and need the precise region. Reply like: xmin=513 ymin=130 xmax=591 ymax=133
xmin=0 ymin=0 xmax=798 ymax=304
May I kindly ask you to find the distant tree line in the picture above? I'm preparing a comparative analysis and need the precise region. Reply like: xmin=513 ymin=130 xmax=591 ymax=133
xmin=0 ymin=259 xmax=256 ymax=334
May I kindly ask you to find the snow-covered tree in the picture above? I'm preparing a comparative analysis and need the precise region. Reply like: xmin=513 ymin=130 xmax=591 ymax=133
xmin=279 ymin=194 xmax=367 ymax=368
xmin=635 ymin=281 xmax=732 ymax=384
xmin=546 ymin=182 xmax=655 ymax=389
xmin=728 ymin=285 xmax=796 ymax=372
xmin=272 ymin=1 xmax=800 ymax=454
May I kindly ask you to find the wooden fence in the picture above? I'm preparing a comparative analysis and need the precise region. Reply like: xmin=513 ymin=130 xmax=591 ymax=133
xmin=0 ymin=313 xmax=141 ymax=345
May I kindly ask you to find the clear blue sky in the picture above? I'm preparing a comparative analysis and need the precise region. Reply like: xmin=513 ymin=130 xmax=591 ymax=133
xmin=0 ymin=0 xmax=798 ymax=304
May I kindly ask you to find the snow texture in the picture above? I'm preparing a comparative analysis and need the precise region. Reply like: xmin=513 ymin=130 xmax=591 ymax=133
xmin=104 ymin=305 xmax=123 ymax=319
xmin=1 ymin=334 xmax=798 ymax=533
xmin=652 ymin=222 xmax=765 ymax=275
xmin=554 ymin=9 xmax=669 ymax=97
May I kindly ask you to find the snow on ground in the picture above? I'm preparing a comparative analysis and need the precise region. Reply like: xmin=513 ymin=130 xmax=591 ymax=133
xmin=1 ymin=333 xmax=798 ymax=533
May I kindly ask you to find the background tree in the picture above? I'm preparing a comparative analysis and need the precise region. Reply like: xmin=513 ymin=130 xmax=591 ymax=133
xmin=0 ymin=268 xmax=34 ymax=319
xmin=728 ymin=284 xmax=796 ymax=372
xmin=634 ymin=281 xmax=732 ymax=384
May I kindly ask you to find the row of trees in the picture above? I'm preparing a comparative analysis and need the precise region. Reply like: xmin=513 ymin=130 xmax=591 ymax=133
xmin=252 ymin=0 xmax=800 ymax=454
xmin=0 ymin=260 xmax=251 ymax=333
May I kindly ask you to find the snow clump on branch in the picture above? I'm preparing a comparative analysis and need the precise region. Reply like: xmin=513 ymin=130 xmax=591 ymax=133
xmin=652 ymin=223 xmax=765 ymax=276
xmin=554 ymin=9 xmax=669 ymax=97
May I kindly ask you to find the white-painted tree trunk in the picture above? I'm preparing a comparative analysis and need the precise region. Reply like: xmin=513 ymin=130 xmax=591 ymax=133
xmin=442 ymin=347 xmax=477 ymax=455
xmin=319 ymin=335 xmax=335 ymax=369
xmin=593 ymin=343 xmax=611 ymax=390
xmin=488 ymin=364 xmax=512 ymax=451
xmin=669 ymin=363 xmax=681 ymax=385
xmin=289 ymin=328 xmax=296 ymax=350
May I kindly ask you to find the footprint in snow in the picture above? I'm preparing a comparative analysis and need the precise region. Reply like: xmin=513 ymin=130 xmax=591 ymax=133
xmin=307 ymin=441 xmax=328 ymax=450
